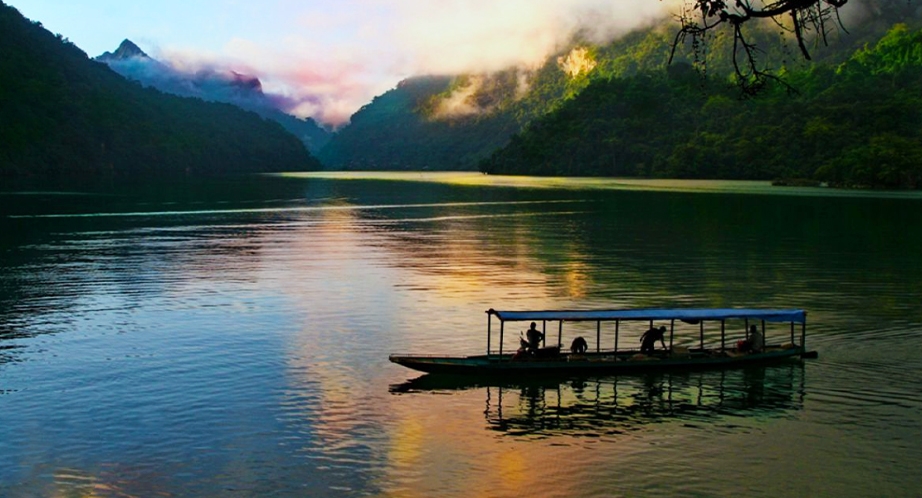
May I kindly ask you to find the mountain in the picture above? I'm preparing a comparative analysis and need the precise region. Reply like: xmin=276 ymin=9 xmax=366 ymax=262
xmin=317 ymin=76 xmax=521 ymax=170
xmin=479 ymin=23 xmax=922 ymax=189
xmin=97 ymin=38 xmax=147 ymax=60
xmin=0 ymin=1 xmax=321 ymax=178
xmin=319 ymin=0 xmax=922 ymax=175
xmin=96 ymin=39 xmax=332 ymax=153
xmin=317 ymin=50 xmax=604 ymax=171
xmin=314 ymin=21 xmax=743 ymax=171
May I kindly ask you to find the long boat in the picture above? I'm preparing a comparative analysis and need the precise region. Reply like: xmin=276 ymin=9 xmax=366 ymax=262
xmin=389 ymin=308 xmax=817 ymax=375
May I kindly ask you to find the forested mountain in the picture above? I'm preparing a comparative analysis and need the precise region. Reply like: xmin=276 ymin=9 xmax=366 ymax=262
xmin=97 ymin=39 xmax=332 ymax=153
xmin=317 ymin=76 xmax=519 ymax=170
xmin=0 ymin=2 xmax=321 ymax=178
xmin=320 ymin=0 xmax=922 ymax=188
xmin=480 ymin=24 xmax=922 ymax=189
xmin=317 ymin=54 xmax=600 ymax=170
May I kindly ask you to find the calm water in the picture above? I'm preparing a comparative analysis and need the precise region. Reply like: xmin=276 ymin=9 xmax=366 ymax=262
xmin=1 ymin=173 xmax=921 ymax=497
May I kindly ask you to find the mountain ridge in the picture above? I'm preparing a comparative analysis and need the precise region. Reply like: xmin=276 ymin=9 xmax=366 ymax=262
xmin=318 ymin=1 xmax=922 ymax=187
xmin=0 ymin=1 xmax=321 ymax=178
xmin=478 ymin=22 xmax=922 ymax=189
xmin=95 ymin=39 xmax=332 ymax=153
xmin=97 ymin=38 xmax=148 ymax=61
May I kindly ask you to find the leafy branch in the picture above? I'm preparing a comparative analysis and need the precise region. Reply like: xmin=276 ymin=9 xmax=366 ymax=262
xmin=671 ymin=0 xmax=849 ymax=92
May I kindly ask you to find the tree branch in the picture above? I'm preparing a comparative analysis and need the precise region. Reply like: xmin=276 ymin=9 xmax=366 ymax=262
xmin=673 ymin=0 xmax=850 ymax=91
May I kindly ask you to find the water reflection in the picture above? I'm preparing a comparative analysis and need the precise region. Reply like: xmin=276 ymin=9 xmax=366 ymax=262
xmin=3 ymin=174 xmax=922 ymax=496
xmin=391 ymin=364 xmax=805 ymax=438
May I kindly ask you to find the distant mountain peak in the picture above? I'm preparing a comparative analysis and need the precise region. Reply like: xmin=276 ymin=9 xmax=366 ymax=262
xmin=230 ymin=71 xmax=263 ymax=93
xmin=98 ymin=39 xmax=148 ymax=61
xmin=91 ymin=36 xmax=330 ymax=151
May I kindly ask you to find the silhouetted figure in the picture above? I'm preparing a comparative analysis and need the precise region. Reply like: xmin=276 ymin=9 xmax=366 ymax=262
xmin=738 ymin=324 xmax=763 ymax=353
xmin=525 ymin=322 xmax=544 ymax=352
xmin=570 ymin=336 xmax=588 ymax=354
xmin=640 ymin=326 xmax=667 ymax=354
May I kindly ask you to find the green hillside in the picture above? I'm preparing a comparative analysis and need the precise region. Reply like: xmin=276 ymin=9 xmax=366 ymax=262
xmin=320 ymin=0 xmax=921 ymax=182
xmin=480 ymin=24 xmax=922 ymax=189
xmin=317 ymin=51 xmax=608 ymax=171
xmin=317 ymin=76 xmax=519 ymax=170
xmin=0 ymin=2 xmax=321 ymax=178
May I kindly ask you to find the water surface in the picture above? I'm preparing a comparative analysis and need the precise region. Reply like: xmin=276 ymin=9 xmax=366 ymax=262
xmin=2 ymin=173 xmax=921 ymax=497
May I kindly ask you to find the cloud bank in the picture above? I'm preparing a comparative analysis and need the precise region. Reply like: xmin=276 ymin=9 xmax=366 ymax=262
xmin=146 ymin=1 xmax=675 ymax=126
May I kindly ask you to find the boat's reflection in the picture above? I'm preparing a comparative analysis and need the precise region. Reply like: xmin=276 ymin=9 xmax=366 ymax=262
xmin=391 ymin=364 xmax=805 ymax=436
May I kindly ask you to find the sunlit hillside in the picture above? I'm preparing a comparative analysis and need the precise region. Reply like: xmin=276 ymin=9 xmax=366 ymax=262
xmin=319 ymin=0 xmax=922 ymax=176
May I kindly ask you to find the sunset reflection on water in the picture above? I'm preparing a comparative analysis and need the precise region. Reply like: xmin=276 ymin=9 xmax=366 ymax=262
xmin=3 ymin=174 xmax=922 ymax=497
xmin=380 ymin=365 xmax=805 ymax=497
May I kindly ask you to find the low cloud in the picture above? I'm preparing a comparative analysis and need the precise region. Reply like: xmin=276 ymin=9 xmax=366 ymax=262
xmin=431 ymin=76 xmax=486 ymax=119
xmin=389 ymin=0 xmax=670 ymax=74
xmin=135 ymin=1 xmax=677 ymax=126
xmin=102 ymin=51 xmax=310 ymax=120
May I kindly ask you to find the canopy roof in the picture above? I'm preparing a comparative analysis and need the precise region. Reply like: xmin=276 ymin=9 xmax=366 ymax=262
xmin=487 ymin=308 xmax=806 ymax=324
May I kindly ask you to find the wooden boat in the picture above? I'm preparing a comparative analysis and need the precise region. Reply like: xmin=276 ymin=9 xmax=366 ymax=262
xmin=389 ymin=308 xmax=817 ymax=375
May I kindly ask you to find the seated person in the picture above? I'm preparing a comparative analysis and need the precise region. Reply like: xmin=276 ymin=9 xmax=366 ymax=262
xmin=525 ymin=322 xmax=544 ymax=352
xmin=738 ymin=325 xmax=764 ymax=353
xmin=640 ymin=326 xmax=667 ymax=354
xmin=570 ymin=336 xmax=588 ymax=354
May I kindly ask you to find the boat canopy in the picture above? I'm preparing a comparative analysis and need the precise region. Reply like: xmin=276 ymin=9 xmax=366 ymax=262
xmin=487 ymin=308 xmax=806 ymax=324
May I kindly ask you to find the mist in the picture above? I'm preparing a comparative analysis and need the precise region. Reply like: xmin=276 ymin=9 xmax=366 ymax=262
xmin=22 ymin=0 xmax=892 ymax=126
xmin=132 ymin=0 xmax=678 ymax=126
xmin=90 ymin=0 xmax=675 ymax=127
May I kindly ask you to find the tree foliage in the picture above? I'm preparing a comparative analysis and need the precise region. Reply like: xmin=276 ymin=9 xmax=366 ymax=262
xmin=317 ymin=76 xmax=520 ymax=170
xmin=0 ymin=2 xmax=320 ymax=179
xmin=675 ymin=0 xmax=851 ymax=92
xmin=673 ymin=0 xmax=922 ymax=91
xmin=481 ymin=24 xmax=922 ymax=189
xmin=320 ymin=3 xmax=919 ymax=177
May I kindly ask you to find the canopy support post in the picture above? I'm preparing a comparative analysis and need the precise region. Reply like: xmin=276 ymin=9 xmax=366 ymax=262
xmin=761 ymin=319 xmax=766 ymax=350
xmin=499 ymin=321 xmax=505 ymax=358
xmin=699 ymin=322 xmax=704 ymax=351
xmin=669 ymin=319 xmax=675 ymax=350
xmin=615 ymin=320 xmax=619 ymax=352
xmin=720 ymin=320 xmax=726 ymax=351
xmin=801 ymin=320 xmax=807 ymax=350
xmin=790 ymin=321 xmax=795 ymax=345
xmin=487 ymin=313 xmax=492 ymax=356
xmin=542 ymin=320 xmax=546 ymax=348
xmin=596 ymin=321 xmax=601 ymax=353
xmin=558 ymin=321 xmax=563 ymax=348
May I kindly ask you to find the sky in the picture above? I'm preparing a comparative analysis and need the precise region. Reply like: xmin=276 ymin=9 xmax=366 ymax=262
xmin=12 ymin=1 xmax=674 ymax=125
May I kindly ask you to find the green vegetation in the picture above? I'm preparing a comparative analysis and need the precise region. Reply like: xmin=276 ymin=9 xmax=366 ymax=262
xmin=0 ymin=2 xmax=320 ymax=179
xmin=6 ymin=0 xmax=920 ymax=188
xmin=317 ymin=76 xmax=519 ymax=170
xmin=321 ymin=4 xmax=922 ymax=189
xmin=480 ymin=24 xmax=922 ymax=189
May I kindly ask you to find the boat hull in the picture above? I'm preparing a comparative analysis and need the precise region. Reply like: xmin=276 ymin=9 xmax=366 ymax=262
xmin=389 ymin=347 xmax=809 ymax=375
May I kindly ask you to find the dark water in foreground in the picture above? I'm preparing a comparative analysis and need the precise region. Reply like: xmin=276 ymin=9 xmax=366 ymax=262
xmin=1 ymin=173 xmax=921 ymax=497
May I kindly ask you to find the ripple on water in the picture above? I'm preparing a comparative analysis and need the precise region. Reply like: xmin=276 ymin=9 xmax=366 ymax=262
xmin=3 ymin=178 xmax=922 ymax=497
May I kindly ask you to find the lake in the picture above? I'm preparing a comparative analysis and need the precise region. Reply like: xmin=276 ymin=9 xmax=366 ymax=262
xmin=2 ymin=172 xmax=921 ymax=497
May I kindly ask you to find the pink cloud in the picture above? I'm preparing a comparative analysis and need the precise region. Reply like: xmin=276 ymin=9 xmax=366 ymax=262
xmin=152 ymin=1 xmax=676 ymax=126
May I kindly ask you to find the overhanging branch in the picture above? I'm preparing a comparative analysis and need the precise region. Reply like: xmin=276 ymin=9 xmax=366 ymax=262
xmin=673 ymin=0 xmax=850 ymax=92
